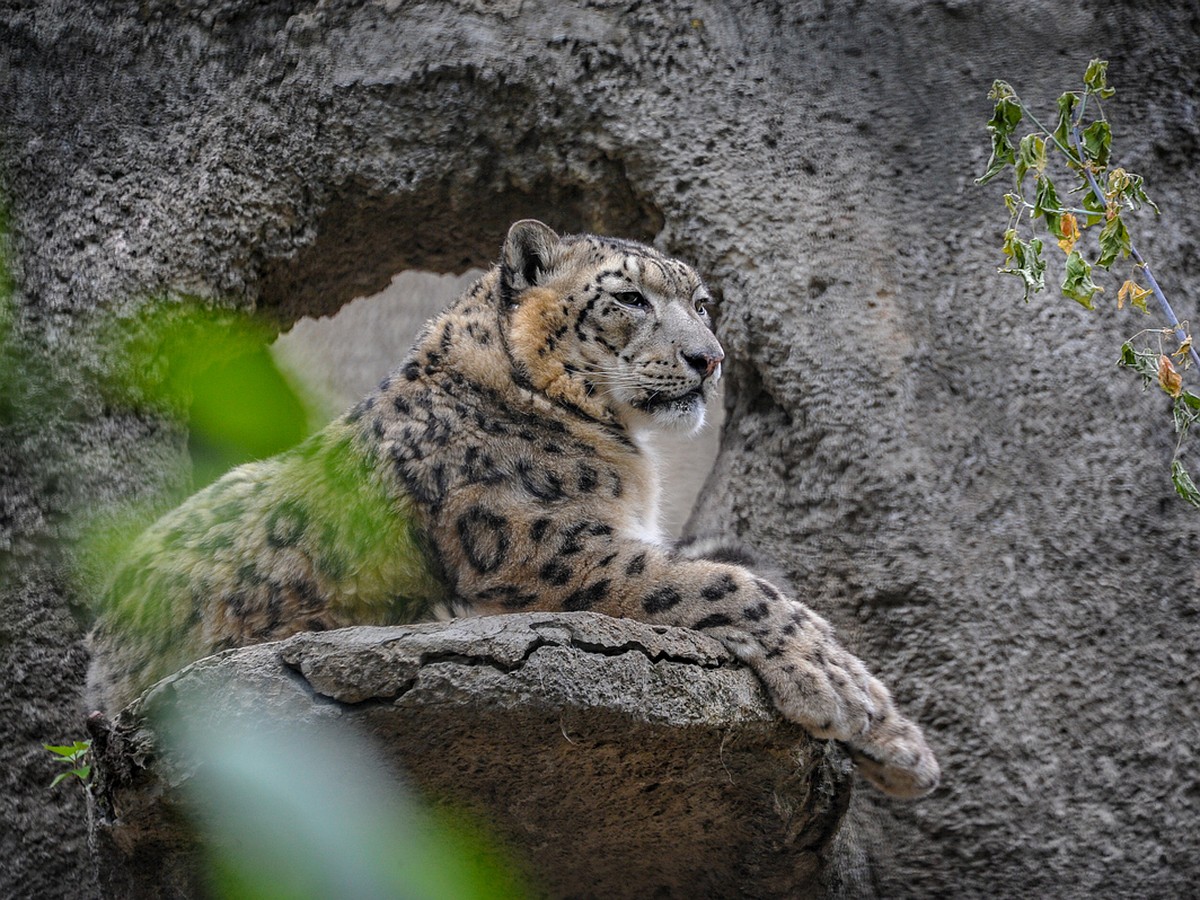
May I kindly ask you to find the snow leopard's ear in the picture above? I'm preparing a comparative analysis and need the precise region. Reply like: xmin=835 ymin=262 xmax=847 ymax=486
xmin=501 ymin=220 xmax=561 ymax=300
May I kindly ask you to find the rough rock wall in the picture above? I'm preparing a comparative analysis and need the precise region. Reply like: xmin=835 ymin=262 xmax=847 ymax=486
xmin=2 ymin=1 xmax=1199 ymax=896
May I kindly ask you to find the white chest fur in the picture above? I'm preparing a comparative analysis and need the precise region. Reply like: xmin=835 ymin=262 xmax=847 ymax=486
xmin=621 ymin=430 xmax=666 ymax=547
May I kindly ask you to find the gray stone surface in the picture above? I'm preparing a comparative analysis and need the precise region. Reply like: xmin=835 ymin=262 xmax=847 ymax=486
xmin=2 ymin=1 xmax=1200 ymax=897
xmin=89 ymin=613 xmax=848 ymax=899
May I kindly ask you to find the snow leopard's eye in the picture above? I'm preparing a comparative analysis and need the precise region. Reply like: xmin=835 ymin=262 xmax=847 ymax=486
xmin=613 ymin=290 xmax=649 ymax=310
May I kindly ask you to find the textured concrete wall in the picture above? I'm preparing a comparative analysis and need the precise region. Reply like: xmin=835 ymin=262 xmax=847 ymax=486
xmin=2 ymin=1 xmax=1200 ymax=896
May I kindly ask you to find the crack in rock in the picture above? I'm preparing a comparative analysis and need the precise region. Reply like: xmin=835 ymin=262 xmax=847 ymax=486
xmin=277 ymin=613 xmax=739 ymax=706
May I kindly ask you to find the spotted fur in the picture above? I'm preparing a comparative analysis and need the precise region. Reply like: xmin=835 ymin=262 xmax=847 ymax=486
xmin=88 ymin=221 xmax=939 ymax=798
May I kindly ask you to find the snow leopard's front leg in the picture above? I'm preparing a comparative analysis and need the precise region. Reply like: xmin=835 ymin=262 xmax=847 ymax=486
xmin=669 ymin=559 xmax=939 ymax=799
xmin=463 ymin=525 xmax=940 ymax=799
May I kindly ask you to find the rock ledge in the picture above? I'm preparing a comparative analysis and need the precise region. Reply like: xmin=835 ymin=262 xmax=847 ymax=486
xmin=89 ymin=612 xmax=849 ymax=898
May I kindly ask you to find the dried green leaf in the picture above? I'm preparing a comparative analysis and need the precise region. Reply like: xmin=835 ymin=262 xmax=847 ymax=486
xmin=999 ymin=232 xmax=1046 ymax=303
xmin=1128 ymin=173 xmax=1158 ymax=212
xmin=976 ymin=95 xmax=1023 ymax=185
xmin=987 ymin=80 xmax=1017 ymax=101
xmin=1173 ymin=396 xmax=1200 ymax=434
xmin=1053 ymin=92 xmax=1081 ymax=159
xmin=1118 ymin=342 xmax=1159 ymax=387
xmin=1096 ymin=214 xmax=1130 ymax=269
xmin=1033 ymin=175 xmax=1062 ymax=236
xmin=1083 ymin=59 xmax=1116 ymax=99
xmin=1061 ymin=250 xmax=1101 ymax=309
xmin=1080 ymin=189 xmax=1106 ymax=227
xmin=1080 ymin=120 xmax=1112 ymax=168
xmin=1171 ymin=459 xmax=1200 ymax=508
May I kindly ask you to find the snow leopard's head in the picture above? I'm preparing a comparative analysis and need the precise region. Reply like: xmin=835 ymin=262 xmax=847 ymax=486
xmin=501 ymin=219 xmax=723 ymax=434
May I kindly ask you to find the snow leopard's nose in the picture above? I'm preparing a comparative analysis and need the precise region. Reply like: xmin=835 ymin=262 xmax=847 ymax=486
xmin=683 ymin=348 xmax=724 ymax=380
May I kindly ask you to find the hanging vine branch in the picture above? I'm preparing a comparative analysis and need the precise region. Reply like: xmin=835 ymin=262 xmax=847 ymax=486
xmin=977 ymin=59 xmax=1200 ymax=507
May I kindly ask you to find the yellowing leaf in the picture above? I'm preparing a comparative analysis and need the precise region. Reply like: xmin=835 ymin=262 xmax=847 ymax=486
xmin=1015 ymin=134 xmax=1046 ymax=186
xmin=1057 ymin=212 xmax=1081 ymax=254
xmin=1174 ymin=336 xmax=1193 ymax=362
xmin=1001 ymin=228 xmax=1018 ymax=261
xmin=1107 ymin=167 xmax=1131 ymax=200
xmin=1159 ymin=354 xmax=1183 ymax=398
xmin=1117 ymin=280 xmax=1151 ymax=313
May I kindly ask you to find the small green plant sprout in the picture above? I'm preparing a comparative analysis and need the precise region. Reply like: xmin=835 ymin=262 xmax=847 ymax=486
xmin=977 ymin=58 xmax=1200 ymax=507
xmin=44 ymin=740 xmax=92 ymax=789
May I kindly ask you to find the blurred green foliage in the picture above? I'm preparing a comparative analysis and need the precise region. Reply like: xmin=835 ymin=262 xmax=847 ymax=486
xmin=187 ymin=344 xmax=310 ymax=487
xmin=167 ymin=700 xmax=529 ymax=900
xmin=73 ymin=303 xmax=318 ymax=608
xmin=96 ymin=301 xmax=312 ymax=488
